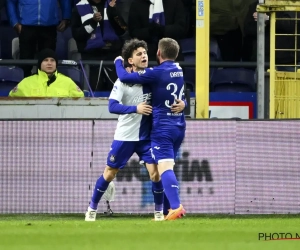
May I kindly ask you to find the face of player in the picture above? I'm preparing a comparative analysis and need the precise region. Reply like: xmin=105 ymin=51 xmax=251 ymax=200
xmin=41 ymin=57 xmax=56 ymax=75
xmin=128 ymin=47 xmax=148 ymax=71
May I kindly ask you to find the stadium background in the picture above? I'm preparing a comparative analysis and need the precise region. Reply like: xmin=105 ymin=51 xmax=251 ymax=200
xmin=1 ymin=2 xmax=300 ymax=249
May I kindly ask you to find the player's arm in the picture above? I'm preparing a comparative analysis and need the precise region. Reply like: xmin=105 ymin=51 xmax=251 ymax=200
xmin=109 ymin=100 xmax=152 ymax=115
xmin=108 ymin=80 xmax=151 ymax=115
xmin=114 ymin=57 xmax=156 ymax=84
xmin=109 ymin=99 xmax=137 ymax=114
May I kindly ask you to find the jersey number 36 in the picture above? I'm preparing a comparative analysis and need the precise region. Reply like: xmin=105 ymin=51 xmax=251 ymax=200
xmin=165 ymin=83 xmax=184 ymax=108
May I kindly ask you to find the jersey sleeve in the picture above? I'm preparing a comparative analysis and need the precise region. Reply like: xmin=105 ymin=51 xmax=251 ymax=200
xmin=115 ymin=59 xmax=156 ymax=84
xmin=108 ymin=99 xmax=137 ymax=114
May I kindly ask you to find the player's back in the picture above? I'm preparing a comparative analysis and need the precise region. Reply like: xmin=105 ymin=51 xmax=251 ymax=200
xmin=151 ymin=61 xmax=186 ymax=130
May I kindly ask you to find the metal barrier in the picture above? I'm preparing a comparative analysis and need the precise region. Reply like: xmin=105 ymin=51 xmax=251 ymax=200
xmin=258 ymin=0 xmax=300 ymax=118
xmin=274 ymin=70 xmax=300 ymax=118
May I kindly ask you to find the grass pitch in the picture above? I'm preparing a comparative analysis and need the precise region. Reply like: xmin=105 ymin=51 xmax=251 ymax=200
xmin=0 ymin=214 xmax=299 ymax=250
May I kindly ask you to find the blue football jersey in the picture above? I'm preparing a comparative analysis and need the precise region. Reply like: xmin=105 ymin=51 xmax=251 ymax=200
xmin=115 ymin=60 xmax=186 ymax=130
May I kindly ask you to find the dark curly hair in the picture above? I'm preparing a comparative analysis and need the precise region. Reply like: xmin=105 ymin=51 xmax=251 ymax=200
xmin=122 ymin=39 xmax=148 ymax=65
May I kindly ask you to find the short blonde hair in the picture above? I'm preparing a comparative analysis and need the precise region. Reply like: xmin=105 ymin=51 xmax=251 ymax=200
xmin=158 ymin=38 xmax=179 ymax=60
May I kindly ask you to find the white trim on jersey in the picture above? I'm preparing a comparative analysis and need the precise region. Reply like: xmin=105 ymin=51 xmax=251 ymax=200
xmin=158 ymin=159 xmax=175 ymax=163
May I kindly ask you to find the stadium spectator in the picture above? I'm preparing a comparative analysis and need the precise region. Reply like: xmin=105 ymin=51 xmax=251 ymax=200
xmin=115 ymin=0 xmax=134 ymax=26
xmin=6 ymin=0 xmax=72 ymax=77
xmin=9 ymin=49 xmax=84 ymax=97
xmin=210 ymin=0 xmax=256 ymax=61
xmin=181 ymin=0 xmax=194 ymax=38
xmin=243 ymin=1 xmax=300 ymax=71
xmin=127 ymin=0 xmax=186 ymax=61
xmin=72 ymin=0 xmax=80 ymax=6
xmin=0 ymin=0 xmax=4 ymax=9
xmin=114 ymin=38 xmax=186 ymax=220
xmin=72 ymin=0 xmax=128 ymax=91
xmin=0 ymin=0 xmax=5 ymax=23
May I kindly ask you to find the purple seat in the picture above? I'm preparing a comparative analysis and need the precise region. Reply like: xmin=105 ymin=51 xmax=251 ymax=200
xmin=0 ymin=66 xmax=23 ymax=82
xmin=182 ymin=54 xmax=195 ymax=91
xmin=209 ymin=37 xmax=221 ymax=61
xmin=180 ymin=37 xmax=221 ymax=60
xmin=184 ymin=68 xmax=195 ymax=91
xmin=57 ymin=66 xmax=83 ymax=89
xmin=209 ymin=37 xmax=221 ymax=81
xmin=179 ymin=38 xmax=195 ymax=55
xmin=180 ymin=38 xmax=223 ymax=91
xmin=0 ymin=66 xmax=24 ymax=94
xmin=210 ymin=68 xmax=256 ymax=92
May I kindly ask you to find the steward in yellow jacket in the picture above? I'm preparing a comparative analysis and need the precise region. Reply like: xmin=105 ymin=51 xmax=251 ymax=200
xmin=9 ymin=48 xmax=84 ymax=98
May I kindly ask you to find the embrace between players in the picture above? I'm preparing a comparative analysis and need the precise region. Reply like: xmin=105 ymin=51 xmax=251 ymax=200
xmin=85 ymin=37 xmax=186 ymax=221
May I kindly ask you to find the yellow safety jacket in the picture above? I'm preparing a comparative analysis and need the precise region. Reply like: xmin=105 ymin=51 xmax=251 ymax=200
xmin=9 ymin=70 xmax=84 ymax=98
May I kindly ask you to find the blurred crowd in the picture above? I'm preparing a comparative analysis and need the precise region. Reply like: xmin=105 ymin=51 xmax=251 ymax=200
xmin=0 ymin=0 xmax=299 ymax=96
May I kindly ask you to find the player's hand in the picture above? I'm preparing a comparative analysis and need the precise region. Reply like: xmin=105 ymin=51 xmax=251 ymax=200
xmin=114 ymin=56 xmax=124 ymax=64
xmin=171 ymin=99 xmax=185 ymax=113
xmin=125 ymin=67 xmax=132 ymax=73
xmin=137 ymin=101 xmax=152 ymax=115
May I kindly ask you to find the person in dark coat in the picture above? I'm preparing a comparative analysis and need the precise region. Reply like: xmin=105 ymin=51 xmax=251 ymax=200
xmin=127 ymin=0 xmax=186 ymax=60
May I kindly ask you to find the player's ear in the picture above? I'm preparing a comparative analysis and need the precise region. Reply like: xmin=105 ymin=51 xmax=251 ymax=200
xmin=128 ymin=57 xmax=133 ymax=65
xmin=157 ymin=49 xmax=161 ymax=57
